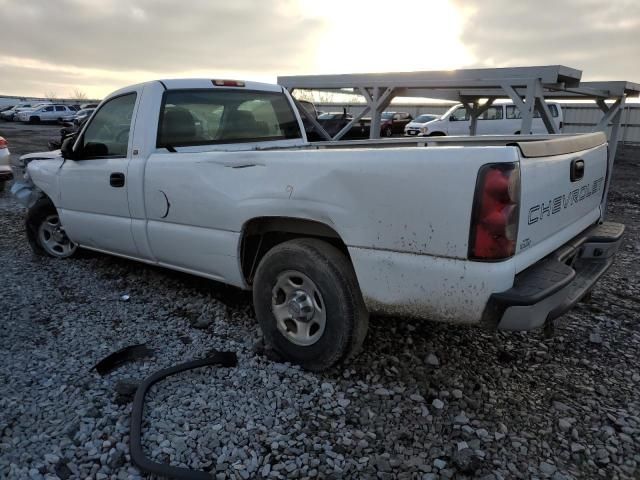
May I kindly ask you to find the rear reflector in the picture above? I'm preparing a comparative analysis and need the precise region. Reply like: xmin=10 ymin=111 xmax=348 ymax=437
xmin=212 ymin=79 xmax=245 ymax=87
xmin=468 ymin=162 xmax=520 ymax=260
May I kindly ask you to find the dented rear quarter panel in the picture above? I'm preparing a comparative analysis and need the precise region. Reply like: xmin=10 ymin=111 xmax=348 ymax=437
xmin=144 ymin=145 xmax=521 ymax=259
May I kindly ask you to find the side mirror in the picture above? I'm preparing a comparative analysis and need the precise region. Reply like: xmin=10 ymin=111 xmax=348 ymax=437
xmin=60 ymin=136 xmax=77 ymax=159
xmin=449 ymin=116 xmax=455 ymax=121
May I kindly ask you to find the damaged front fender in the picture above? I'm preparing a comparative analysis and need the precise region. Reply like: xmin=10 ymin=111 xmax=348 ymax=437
xmin=10 ymin=179 xmax=42 ymax=208
xmin=10 ymin=150 xmax=63 ymax=208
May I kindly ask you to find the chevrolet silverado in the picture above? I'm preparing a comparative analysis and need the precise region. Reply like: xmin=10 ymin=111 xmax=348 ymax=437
xmin=11 ymin=78 xmax=624 ymax=371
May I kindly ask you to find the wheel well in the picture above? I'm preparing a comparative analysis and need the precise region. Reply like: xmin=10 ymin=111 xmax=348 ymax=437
xmin=428 ymin=131 xmax=446 ymax=136
xmin=240 ymin=217 xmax=350 ymax=285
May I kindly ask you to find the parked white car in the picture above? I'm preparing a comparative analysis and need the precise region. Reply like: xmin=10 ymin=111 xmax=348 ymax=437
xmin=11 ymin=78 xmax=623 ymax=371
xmin=417 ymin=101 xmax=563 ymax=136
xmin=404 ymin=113 xmax=441 ymax=136
xmin=1 ymin=102 xmax=50 ymax=121
xmin=0 ymin=136 xmax=11 ymax=191
xmin=17 ymin=104 xmax=76 ymax=123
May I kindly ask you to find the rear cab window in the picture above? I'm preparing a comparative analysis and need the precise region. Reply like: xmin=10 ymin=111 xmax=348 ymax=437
xmin=157 ymin=89 xmax=302 ymax=148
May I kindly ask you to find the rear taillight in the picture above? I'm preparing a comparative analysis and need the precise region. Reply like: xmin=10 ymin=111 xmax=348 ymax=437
xmin=0 ymin=138 xmax=7 ymax=149
xmin=468 ymin=162 xmax=520 ymax=260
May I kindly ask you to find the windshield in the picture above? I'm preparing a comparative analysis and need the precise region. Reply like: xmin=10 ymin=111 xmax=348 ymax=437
xmin=414 ymin=114 xmax=437 ymax=123
xmin=381 ymin=112 xmax=394 ymax=119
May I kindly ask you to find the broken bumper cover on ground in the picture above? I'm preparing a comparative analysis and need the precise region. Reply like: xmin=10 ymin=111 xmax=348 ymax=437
xmin=485 ymin=222 xmax=625 ymax=331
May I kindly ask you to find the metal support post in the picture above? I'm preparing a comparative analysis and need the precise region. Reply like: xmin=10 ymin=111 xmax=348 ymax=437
xmin=533 ymin=79 xmax=559 ymax=134
xmin=462 ymin=97 xmax=496 ymax=136
xmin=368 ymin=87 xmax=396 ymax=139
xmin=600 ymin=95 xmax=626 ymax=217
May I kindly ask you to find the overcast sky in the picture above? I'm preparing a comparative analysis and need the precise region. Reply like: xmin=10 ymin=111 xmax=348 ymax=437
xmin=0 ymin=0 xmax=638 ymax=99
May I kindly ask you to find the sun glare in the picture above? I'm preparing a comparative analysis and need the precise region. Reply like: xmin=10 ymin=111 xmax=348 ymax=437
xmin=298 ymin=0 xmax=473 ymax=74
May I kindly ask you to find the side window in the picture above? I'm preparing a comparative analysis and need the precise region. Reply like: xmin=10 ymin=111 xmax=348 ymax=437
xmin=157 ymin=89 xmax=301 ymax=148
xmin=506 ymin=105 xmax=540 ymax=119
xmin=507 ymin=104 xmax=558 ymax=119
xmin=480 ymin=106 xmax=503 ymax=120
xmin=80 ymin=92 xmax=137 ymax=158
xmin=44 ymin=106 xmax=54 ymax=112
xmin=451 ymin=107 xmax=469 ymax=121
xmin=55 ymin=106 xmax=66 ymax=112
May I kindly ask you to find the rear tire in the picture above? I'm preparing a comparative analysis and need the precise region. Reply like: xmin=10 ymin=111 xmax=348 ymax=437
xmin=26 ymin=199 xmax=78 ymax=258
xmin=253 ymin=238 xmax=369 ymax=371
xmin=428 ymin=132 xmax=446 ymax=136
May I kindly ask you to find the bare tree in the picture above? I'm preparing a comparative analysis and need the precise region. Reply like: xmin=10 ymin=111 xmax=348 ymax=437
xmin=70 ymin=88 xmax=89 ymax=101
xmin=44 ymin=90 xmax=58 ymax=101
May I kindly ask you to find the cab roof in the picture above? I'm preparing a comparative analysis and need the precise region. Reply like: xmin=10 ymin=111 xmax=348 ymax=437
xmin=108 ymin=78 xmax=283 ymax=98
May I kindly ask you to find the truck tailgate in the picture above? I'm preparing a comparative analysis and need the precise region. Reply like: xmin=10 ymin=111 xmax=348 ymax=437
xmin=514 ymin=132 xmax=608 ymax=272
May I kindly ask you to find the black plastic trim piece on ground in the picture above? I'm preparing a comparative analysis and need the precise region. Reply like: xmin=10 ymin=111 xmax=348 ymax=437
xmin=94 ymin=344 xmax=154 ymax=376
xmin=129 ymin=351 xmax=238 ymax=480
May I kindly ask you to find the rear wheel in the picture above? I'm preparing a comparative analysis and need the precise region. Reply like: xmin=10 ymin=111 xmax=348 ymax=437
xmin=253 ymin=238 xmax=369 ymax=371
xmin=428 ymin=132 xmax=446 ymax=136
xmin=26 ymin=199 xmax=77 ymax=258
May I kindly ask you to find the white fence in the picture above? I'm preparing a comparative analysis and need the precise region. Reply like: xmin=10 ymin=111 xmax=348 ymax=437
xmin=316 ymin=102 xmax=640 ymax=144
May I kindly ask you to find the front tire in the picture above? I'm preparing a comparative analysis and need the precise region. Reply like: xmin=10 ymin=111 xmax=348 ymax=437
xmin=26 ymin=199 xmax=78 ymax=258
xmin=253 ymin=238 xmax=369 ymax=371
xmin=29 ymin=116 xmax=40 ymax=124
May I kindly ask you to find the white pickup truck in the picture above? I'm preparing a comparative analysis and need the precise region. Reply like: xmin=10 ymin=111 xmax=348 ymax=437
xmin=11 ymin=78 xmax=624 ymax=371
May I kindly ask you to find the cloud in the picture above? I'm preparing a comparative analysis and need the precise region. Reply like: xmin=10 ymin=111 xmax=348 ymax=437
xmin=0 ymin=0 xmax=324 ymax=96
xmin=454 ymin=0 xmax=640 ymax=81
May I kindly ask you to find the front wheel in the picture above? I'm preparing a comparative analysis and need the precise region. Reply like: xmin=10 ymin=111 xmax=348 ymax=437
xmin=26 ymin=199 xmax=78 ymax=258
xmin=253 ymin=238 xmax=369 ymax=371
xmin=29 ymin=116 xmax=40 ymax=124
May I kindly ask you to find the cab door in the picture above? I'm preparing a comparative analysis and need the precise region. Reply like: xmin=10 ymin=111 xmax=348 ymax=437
xmin=447 ymin=106 xmax=470 ymax=135
xmin=57 ymin=91 xmax=141 ymax=257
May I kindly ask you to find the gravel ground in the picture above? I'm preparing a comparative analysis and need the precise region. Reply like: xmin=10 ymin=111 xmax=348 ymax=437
xmin=1 ymin=122 xmax=639 ymax=479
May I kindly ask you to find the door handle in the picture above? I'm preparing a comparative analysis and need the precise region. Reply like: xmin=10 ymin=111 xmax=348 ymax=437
xmin=110 ymin=172 xmax=125 ymax=188
xmin=570 ymin=159 xmax=584 ymax=182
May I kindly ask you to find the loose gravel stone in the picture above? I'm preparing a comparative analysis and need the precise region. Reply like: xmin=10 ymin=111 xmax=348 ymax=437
xmin=0 ymin=132 xmax=639 ymax=479
xmin=425 ymin=353 xmax=440 ymax=367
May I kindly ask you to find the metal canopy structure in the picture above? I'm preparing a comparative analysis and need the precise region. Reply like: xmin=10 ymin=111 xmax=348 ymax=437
xmin=278 ymin=67 xmax=640 ymax=158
